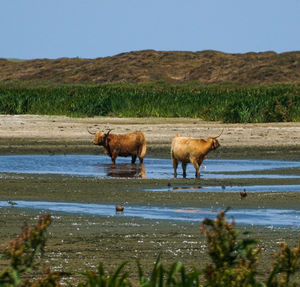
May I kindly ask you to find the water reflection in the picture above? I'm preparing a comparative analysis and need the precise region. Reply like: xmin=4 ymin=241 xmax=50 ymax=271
xmin=172 ymin=186 xmax=203 ymax=192
xmin=101 ymin=163 xmax=146 ymax=178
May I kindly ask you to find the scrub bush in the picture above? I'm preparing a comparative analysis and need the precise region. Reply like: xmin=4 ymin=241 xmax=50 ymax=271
xmin=0 ymin=214 xmax=67 ymax=286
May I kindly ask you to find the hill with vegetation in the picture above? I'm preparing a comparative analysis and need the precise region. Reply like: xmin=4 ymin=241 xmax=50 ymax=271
xmin=1 ymin=50 xmax=300 ymax=84
xmin=0 ymin=50 xmax=300 ymax=123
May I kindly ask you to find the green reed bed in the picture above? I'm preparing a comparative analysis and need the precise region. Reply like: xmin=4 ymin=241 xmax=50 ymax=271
xmin=0 ymin=82 xmax=299 ymax=123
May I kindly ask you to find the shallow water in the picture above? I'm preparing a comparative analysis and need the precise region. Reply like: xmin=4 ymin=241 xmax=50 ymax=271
xmin=0 ymin=154 xmax=299 ymax=179
xmin=0 ymin=200 xmax=299 ymax=228
xmin=146 ymin=184 xmax=300 ymax=193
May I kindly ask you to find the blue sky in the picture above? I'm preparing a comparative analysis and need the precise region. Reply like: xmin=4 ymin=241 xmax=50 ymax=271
xmin=1 ymin=0 xmax=299 ymax=59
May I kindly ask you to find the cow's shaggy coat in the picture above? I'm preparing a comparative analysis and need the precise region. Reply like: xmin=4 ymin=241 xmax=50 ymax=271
xmin=171 ymin=135 xmax=220 ymax=178
xmin=93 ymin=130 xmax=146 ymax=164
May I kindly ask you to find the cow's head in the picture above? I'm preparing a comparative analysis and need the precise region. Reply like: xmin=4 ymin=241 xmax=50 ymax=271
xmin=207 ymin=130 xmax=223 ymax=150
xmin=88 ymin=128 xmax=112 ymax=146
xmin=211 ymin=138 xmax=220 ymax=150
xmin=93 ymin=131 xmax=106 ymax=145
xmin=93 ymin=129 xmax=112 ymax=146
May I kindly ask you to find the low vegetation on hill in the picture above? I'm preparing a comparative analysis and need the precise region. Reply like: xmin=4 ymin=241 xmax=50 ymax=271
xmin=0 ymin=50 xmax=300 ymax=85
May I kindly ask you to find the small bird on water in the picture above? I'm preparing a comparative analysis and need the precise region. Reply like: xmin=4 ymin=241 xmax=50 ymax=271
xmin=8 ymin=200 xmax=17 ymax=206
xmin=240 ymin=188 xmax=247 ymax=199
xmin=115 ymin=204 xmax=124 ymax=213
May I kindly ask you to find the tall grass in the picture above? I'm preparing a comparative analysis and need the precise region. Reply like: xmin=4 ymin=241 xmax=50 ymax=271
xmin=0 ymin=82 xmax=299 ymax=123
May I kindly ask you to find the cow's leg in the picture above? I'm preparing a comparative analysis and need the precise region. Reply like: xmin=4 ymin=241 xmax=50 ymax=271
xmin=131 ymin=154 xmax=137 ymax=164
xmin=172 ymin=158 xmax=178 ymax=178
xmin=182 ymin=162 xmax=187 ymax=178
xmin=111 ymin=153 xmax=117 ymax=165
xmin=190 ymin=158 xmax=200 ymax=178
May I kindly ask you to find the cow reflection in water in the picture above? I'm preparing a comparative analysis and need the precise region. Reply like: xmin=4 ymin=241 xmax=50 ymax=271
xmin=105 ymin=163 xmax=146 ymax=178
xmin=172 ymin=186 xmax=203 ymax=192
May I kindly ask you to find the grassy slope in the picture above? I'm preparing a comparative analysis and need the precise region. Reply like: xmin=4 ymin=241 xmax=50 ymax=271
xmin=0 ymin=50 xmax=300 ymax=85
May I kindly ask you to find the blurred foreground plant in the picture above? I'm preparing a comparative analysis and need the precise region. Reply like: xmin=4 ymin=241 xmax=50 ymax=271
xmin=267 ymin=241 xmax=300 ymax=287
xmin=77 ymin=262 xmax=130 ymax=287
xmin=201 ymin=208 xmax=261 ymax=286
xmin=0 ymin=213 xmax=66 ymax=286
xmin=137 ymin=254 xmax=200 ymax=287
xmin=201 ymin=208 xmax=300 ymax=287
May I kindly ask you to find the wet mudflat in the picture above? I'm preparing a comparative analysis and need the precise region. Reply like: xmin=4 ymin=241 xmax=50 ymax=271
xmin=1 ymin=207 xmax=300 ymax=284
xmin=0 ymin=161 xmax=300 ymax=284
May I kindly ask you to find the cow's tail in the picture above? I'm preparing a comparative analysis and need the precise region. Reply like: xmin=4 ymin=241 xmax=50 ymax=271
xmin=138 ymin=133 xmax=147 ymax=159
xmin=170 ymin=138 xmax=176 ymax=159
xmin=171 ymin=147 xmax=174 ymax=159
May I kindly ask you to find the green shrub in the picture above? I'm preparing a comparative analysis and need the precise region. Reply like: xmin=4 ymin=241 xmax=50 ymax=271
xmin=0 ymin=214 xmax=66 ymax=286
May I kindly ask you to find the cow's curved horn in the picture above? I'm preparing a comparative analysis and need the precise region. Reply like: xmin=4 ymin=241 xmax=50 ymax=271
xmin=87 ymin=127 xmax=96 ymax=135
xmin=104 ymin=129 xmax=113 ymax=137
xmin=213 ymin=129 xmax=224 ymax=139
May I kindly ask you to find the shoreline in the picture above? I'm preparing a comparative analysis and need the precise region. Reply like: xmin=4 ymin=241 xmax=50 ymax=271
xmin=0 ymin=115 xmax=299 ymax=159
xmin=1 ymin=140 xmax=300 ymax=161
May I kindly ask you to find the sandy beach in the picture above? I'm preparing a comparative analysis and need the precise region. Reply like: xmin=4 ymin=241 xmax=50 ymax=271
xmin=0 ymin=114 xmax=299 ymax=157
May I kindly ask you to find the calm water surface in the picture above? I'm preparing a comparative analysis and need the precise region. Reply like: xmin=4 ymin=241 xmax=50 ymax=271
xmin=0 ymin=154 xmax=299 ymax=180
xmin=147 ymin=184 xmax=300 ymax=193
xmin=0 ymin=200 xmax=299 ymax=228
